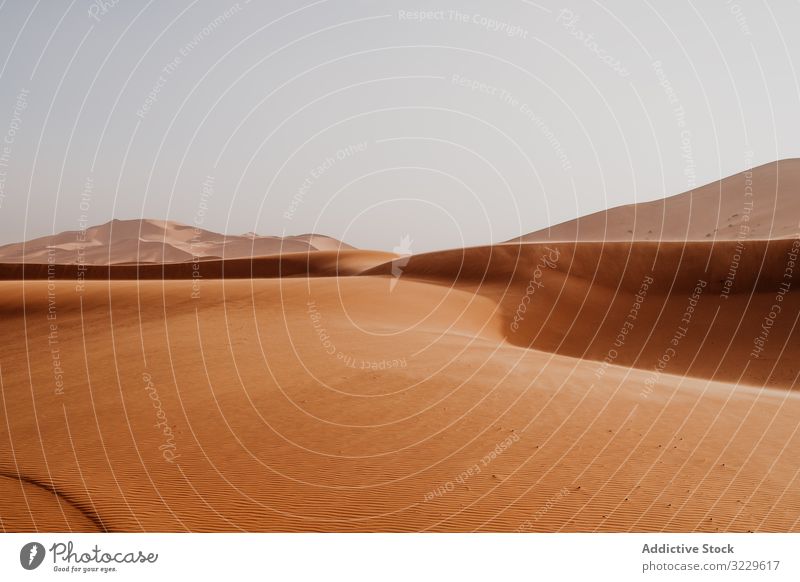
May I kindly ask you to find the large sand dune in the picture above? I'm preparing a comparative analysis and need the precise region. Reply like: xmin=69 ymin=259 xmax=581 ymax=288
xmin=1 ymin=162 xmax=800 ymax=532
xmin=511 ymin=159 xmax=800 ymax=242
xmin=2 ymin=274 xmax=799 ymax=532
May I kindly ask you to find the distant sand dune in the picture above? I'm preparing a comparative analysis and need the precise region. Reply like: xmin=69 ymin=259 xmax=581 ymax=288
xmin=0 ymin=218 xmax=353 ymax=265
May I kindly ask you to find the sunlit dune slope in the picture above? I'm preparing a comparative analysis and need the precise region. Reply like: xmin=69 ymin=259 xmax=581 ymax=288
xmin=1 ymin=277 xmax=799 ymax=532
xmin=511 ymin=159 xmax=800 ymax=242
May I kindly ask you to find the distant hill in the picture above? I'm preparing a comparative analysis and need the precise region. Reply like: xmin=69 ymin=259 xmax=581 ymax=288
xmin=0 ymin=218 xmax=353 ymax=265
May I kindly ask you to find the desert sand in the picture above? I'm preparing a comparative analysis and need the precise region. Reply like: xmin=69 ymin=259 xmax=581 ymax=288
xmin=0 ymin=218 xmax=352 ymax=265
xmin=1 ymin=160 xmax=800 ymax=532
xmin=511 ymin=159 xmax=800 ymax=242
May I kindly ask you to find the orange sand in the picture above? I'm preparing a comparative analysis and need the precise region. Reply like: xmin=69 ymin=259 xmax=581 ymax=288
xmin=1 ymin=162 xmax=800 ymax=532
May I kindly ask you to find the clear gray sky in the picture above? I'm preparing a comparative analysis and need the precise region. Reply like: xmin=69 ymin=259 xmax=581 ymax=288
xmin=1 ymin=0 xmax=799 ymax=252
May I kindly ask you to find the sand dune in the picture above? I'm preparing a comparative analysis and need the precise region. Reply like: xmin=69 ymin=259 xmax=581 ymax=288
xmin=2 ymin=163 xmax=800 ymax=533
xmin=511 ymin=159 xmax=800 ymax=242
xmin=0 ymin=249 xmax=397 ymax=281
xmin=367 ymin=239 xmax=800 ymax=389
xmin=0 ymin=218 xmax=353 ymax=265
xmin=1 ymin=275 xmax=799 ymax=532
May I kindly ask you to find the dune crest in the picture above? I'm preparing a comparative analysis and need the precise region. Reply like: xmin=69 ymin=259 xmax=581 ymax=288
xmin=510 ymin=159 xmax=800 ymax=242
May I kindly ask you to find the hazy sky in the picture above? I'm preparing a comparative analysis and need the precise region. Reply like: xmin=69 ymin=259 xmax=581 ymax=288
xmin=1 ymin=0 xmax=799 ymax=252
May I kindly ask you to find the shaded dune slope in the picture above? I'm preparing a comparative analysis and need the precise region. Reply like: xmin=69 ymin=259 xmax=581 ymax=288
xmin=0 ymin=249 xmax=397 ymax=280
xmin=367 ymin=240 xmax=800 ymax=389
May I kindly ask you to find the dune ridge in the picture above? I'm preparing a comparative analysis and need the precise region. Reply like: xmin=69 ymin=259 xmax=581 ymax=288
xmin=0 ymin=249 xmax=397 ymax=281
